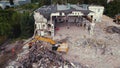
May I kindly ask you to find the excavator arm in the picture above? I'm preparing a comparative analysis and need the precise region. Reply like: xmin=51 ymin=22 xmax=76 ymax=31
xmin=28 ymin=36 xmax=68 ymax=53
xmin=31 ymin=36 xmax=56 ymax=45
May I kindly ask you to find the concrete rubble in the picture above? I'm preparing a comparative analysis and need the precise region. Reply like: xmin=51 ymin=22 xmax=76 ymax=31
xmin=105 ymin=26 xmax=120 ymax=34
xmin=6 ymin=42 xmax=88 ymax=68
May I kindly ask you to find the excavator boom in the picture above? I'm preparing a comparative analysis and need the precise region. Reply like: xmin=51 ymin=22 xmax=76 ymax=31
xmin=33 ymin=36 xmax=56 ymax=45
xmin=27 ymin=36 xmax=68 ymax=53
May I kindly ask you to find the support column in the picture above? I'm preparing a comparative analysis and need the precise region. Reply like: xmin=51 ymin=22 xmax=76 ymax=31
xmin=90 ymin=15 xmax=95 ymax=37
xmin=50 ymin=16 xmax=55 ymax=37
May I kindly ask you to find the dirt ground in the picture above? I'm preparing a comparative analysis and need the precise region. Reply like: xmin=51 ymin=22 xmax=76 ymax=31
xmin=0 ymin=41 xmax=23 ymax=68
xmin=54 ymin=15 xmax=120 ymax=68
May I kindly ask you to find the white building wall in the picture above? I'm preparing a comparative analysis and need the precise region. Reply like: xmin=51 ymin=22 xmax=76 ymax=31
xmin=68 ymin=11 xmax=84 ymax=16
xmin=88 ymin=6 xmax=104 ymax=22
xmin=51 ymin=12 xmax=60 ymax=16
xmin=34 ymin=12 xmax=48 ymax=36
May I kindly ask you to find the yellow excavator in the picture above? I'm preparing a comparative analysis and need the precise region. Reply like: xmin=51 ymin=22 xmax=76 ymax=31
xmin=113 ymin=14 xmax=120 ymax=24
xmin=27 ymin=36 xmax=68 ymax=53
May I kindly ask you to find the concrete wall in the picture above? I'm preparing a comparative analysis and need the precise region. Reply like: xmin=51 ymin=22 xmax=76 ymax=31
xmin=34 ymin=11 xmax=95 ymax=37
xmin=34 ymin=12 xmax=48 ymax=36
xmin=88 ymin=6 xmax=104 ymax=22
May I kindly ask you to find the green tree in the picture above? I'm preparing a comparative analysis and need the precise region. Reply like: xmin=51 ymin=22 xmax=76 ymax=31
xmin=38 ymin=0 xmax=51 ymax=7
xmin=45 ymin=0 xmax=51 ymax=5
xmin=38 ymin=0 xmax=45 ymax=7
xmin=11 ymin=12 xmax=22 ymax=38
xmin=20 ymin=11 xmax=34 ymax=38
xmin=0 ymin=7 xmax=2 ymax=10
xmin=31 ymin=0 xmax=39 ymax=3
xmin=83 ymin=0 xmax=107 ymax=6
xmin=105 ymin=0 xmax=120 ymax=17
xmin=0 ymin=7 xmax=35 ymax=44
xmin=9 ymin=0 xmax=14 ymax=5
xmin=0 ymin=10 xmax=14 ymax=37
xmin=0 ymin=22 xmax=12 ymax=36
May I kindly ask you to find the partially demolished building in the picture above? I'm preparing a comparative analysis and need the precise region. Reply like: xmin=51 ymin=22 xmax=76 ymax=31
xmin=34 ymin=4 xmax=104 ymax=37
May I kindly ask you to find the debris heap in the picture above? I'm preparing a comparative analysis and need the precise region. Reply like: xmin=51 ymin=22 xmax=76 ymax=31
xmin=105 ymin=26 xmax=120 ymax=34
xmin=8 ymin=42 xmax=87 ymax=68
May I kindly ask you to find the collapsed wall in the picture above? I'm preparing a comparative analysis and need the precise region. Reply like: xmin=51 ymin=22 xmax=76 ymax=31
xmin=34 ymin=12 xmax=54 ymax=37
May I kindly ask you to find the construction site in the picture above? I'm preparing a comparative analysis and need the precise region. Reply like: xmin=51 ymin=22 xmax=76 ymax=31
xmin=0 ymin=4 xmax=120 ymax=68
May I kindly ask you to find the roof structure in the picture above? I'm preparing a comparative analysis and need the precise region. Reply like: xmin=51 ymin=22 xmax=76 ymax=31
xmin=35 ymin=4 xmax=93 ymax=20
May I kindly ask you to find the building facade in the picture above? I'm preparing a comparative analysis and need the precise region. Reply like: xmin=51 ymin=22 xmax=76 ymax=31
xmin=88 ymin=5 xmax=104 ymax=22
xmin=34 ymin=4 xmax=104 ymax=37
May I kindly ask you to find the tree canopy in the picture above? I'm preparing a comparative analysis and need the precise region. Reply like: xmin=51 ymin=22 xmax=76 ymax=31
xmin=105 ymin=0 xmax=120 ymax=17
xmin=0 ymin=9 xmax=34 ymax=44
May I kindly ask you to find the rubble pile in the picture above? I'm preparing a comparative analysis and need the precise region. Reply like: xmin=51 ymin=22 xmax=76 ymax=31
xmin=74 ymin=38 xmax=108 ymax=55
xmin=105 ymin=26 xmax=120 ymax=34
xmin=74 ymin=38 xmax=106 ymax=47
xmin=8 ymin=42 xmax=87 ymax=68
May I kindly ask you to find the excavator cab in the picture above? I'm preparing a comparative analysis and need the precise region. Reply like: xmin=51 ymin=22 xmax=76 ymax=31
xmin=52 ymin=44 xmax=60 ymax=51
